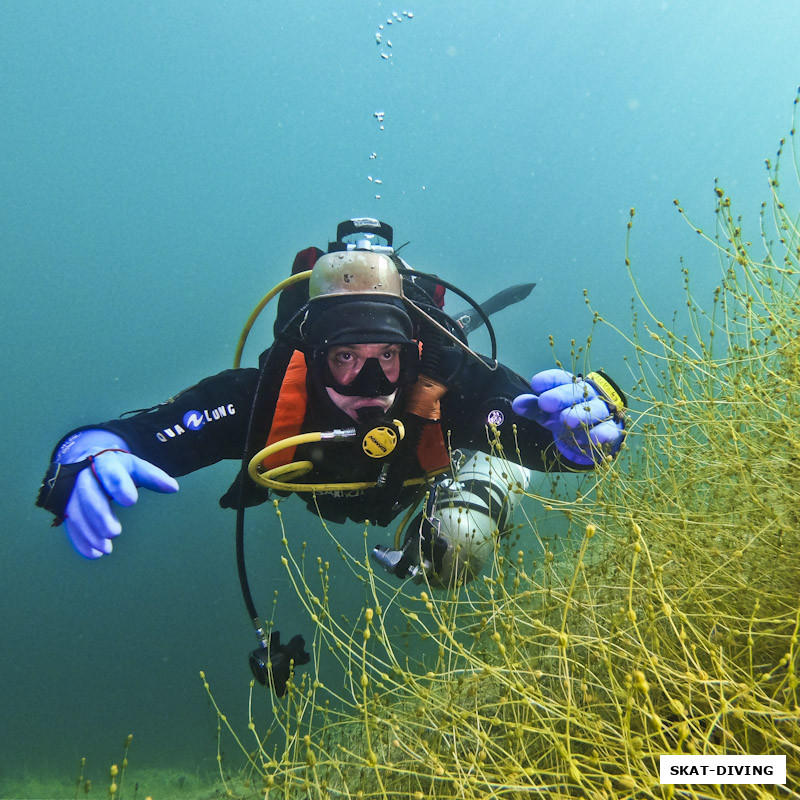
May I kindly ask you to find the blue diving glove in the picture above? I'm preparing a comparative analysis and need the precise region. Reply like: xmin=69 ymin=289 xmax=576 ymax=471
xmin=39 ymin=429 xmax=179 ymax=559
xmin=511 ymin=368 xmax=625 ymax=466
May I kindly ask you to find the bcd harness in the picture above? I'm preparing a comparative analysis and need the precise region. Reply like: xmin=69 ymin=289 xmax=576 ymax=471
xmin=261 ymin=350 xmax=451 ymax=477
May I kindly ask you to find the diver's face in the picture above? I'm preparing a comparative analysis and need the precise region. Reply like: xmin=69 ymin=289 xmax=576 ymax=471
xmin=325 ymin=342 xmax=401 ymax=420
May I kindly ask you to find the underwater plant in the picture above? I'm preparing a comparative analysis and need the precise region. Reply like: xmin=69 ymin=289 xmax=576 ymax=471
xmin=72 ymin=735 xmax=134 ymax=799
xmin=201 ymin=92 xmax=800 ymax=799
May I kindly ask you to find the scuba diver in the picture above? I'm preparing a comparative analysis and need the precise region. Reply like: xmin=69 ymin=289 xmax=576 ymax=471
xmin=36 ymin=218 xmax=625 ymax=696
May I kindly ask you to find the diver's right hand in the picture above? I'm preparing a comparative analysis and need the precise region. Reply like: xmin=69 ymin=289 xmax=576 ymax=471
xmin=40 ymin=429 xmax=179 ymax=559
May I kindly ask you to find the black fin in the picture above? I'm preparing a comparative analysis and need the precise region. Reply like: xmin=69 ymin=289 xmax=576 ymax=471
xmin=454 ymin=282 xmax=536 ymax=334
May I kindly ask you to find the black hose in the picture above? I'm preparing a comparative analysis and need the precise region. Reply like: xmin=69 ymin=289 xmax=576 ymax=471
xmin=396 ymin=267 xmax=498 ymax=365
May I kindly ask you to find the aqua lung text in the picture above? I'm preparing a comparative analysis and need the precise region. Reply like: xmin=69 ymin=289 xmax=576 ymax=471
xmin=156 ymin=404 xmax=236 ymax=442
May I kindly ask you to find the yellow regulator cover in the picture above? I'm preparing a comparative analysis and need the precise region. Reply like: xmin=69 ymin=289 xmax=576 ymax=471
xmin=362 ymin=426 xmax=399 ymax=458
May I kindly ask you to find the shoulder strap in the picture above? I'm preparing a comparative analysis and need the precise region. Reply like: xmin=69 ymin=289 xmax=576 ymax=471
xmin=417 ymin=423 xmax=450 ymax=472
xmin=262 ymin=350 xmax=308 ymax=470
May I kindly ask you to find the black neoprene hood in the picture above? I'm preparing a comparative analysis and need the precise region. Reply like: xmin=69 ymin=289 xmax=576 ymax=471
xmin=302 ymin=295 xmax=415 ymax=349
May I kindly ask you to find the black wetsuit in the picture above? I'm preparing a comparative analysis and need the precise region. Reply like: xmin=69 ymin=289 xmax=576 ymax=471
xmin=64 ymin=344 xmax=582 ymax=526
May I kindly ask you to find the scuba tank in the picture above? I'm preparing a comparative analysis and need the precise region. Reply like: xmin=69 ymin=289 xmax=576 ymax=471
xmin=372 ymin=450 xmax=531 ymax=587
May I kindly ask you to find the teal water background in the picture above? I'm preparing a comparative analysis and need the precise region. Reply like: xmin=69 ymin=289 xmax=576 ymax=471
xmin=2 ymin=0 xmax=799 ymax=785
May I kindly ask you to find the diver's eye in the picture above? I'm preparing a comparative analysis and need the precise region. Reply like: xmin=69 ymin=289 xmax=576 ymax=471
xmin=381 ymin=347 xmax=400 ymax=361
xmin=330 ymin=350 xmax=355 ymax=366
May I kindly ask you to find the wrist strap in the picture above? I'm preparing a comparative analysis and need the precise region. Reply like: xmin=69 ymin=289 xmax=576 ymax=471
xmin=35 ymin=449 xmax=130 ymax=526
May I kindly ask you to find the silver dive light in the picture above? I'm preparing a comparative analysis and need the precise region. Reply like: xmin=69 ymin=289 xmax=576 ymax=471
xmin=370 ymin=451 xmax=531 ymax=587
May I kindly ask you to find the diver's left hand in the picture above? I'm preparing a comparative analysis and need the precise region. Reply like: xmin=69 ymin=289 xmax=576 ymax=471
xmin=512 ymin=369 xmax=624 ymax=466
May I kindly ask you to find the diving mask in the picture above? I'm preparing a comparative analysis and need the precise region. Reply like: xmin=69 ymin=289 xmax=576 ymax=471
xmin=313 ymin=342 xmax=419 ymax=398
